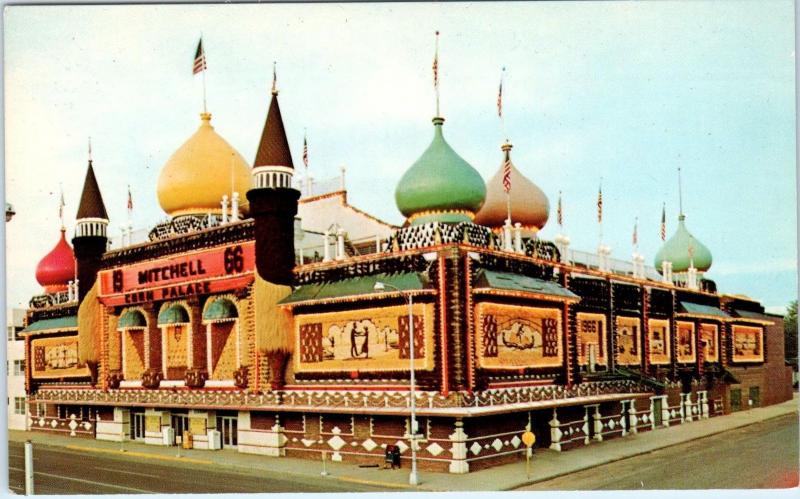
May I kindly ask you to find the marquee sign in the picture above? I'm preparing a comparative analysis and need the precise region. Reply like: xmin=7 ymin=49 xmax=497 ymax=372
xmin=98 ymin=241 xmax=255 ymax=306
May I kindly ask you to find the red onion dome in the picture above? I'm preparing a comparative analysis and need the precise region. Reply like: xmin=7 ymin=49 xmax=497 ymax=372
xmin=35 ymin=228 xmax=76 ymax=292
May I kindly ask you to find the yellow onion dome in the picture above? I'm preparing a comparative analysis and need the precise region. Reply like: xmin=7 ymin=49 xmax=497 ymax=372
xmin=157 ymin=112 xmax=252 ymax=217
xmin=474 ymin=143 xmax=549 ymax=234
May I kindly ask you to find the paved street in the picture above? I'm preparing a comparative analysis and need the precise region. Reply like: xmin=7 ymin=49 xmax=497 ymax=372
xmin=7 ymin=441 xmax=386 ymax=494
xmin=517 ymin=413 xmax=799 ymax=490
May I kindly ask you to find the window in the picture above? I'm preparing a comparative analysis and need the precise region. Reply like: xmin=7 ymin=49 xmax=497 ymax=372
xmin=7 ymin=326 xmax=13 ymax=341
xmin=13 ymin=360 xmax=25 ymax=376
xmin=730 ymin=388 xmax=742 ymax=412
xmin=749 ymin=386 xmax=760 ymax=408
xmin=14 ymin=397 xmax=26 ymax=415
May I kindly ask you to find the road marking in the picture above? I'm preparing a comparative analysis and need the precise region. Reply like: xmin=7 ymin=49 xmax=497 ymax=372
xmin=96 ymin=467 xmax=159 ymax=478
xmin=64 ymin=445 xmax=213 ymax=465
xmin=9 ymin=467 xmax=156 ymax=493
xmin=337 ymin=475 xmax=413 ymax=490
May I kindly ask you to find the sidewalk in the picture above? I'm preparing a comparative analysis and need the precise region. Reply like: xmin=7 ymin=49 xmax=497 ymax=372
xmin=9 ymin=395 xmax=798 ymax=491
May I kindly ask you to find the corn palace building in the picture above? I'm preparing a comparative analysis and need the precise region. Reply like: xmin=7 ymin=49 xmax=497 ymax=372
xmin=21 ymin=75 xmax=793 ymax=474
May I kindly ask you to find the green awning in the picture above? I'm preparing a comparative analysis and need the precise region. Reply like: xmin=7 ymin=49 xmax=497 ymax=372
xmin=118 ymin=310 xmax=146 ymax=328
xmin=158 ymin=304 xmax=190 ymax=324
xmin=473 ymin=269 xmax=580 ymax=301
xmin=203 ymin=298 xmax=238 ymax=321
xmin=680 ymin=302 xmax=730 ymax=319
xmin=279 ymin=272 xmax=429 ymax=306
xmin=733 ymin=309 xmax=765 ymax=319
xmin=22 ymin=315 xmax=77 ymax=333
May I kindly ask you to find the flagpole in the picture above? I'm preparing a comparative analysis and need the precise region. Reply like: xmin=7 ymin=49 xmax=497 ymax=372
xmin=598 ymin=178 xmax=603 ymax=247
xmin=434 ymin=31 xmax=440 ymax=117
xmin=499 ymin=67 xmax=507 ymax=142
xmin=677 ymin=166 xmax=683 ymax=216
xmin=201 ymin=35 xmax=207 ymax=114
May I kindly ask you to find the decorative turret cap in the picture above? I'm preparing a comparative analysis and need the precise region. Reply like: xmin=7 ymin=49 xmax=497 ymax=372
xmin=654 ymin=214 xmax=712 ymax=273
xmin=395 ymin=117 xmax=486 ymax=225
xmin=474 ymin=142 xmax=549 ymax=232
xmin=254 ymin=93 xmax=294 ymax=170
xmin=157 ymin=113 xmax=252 ymax=217
xmin=36 ymin=228 xmax=76 ymax=292
xmin=76 ymin=160 xmax=108 ymax=221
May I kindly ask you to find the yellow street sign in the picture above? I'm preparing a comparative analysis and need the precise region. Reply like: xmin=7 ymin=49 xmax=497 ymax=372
xmin=522 ymin=431 xmax=535 ymax=447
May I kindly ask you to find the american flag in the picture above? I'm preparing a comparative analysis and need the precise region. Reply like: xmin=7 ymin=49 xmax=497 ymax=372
xmin=193 ymin=38 xmax=207 ymax=75
xmin=497 ymin=78 xmax=503 ymax=117
xmin=127 ymin=185 xmax=133 ymax=212
xmin=632 ymin=218 xmax=638 ymax=246
xmin=557 ymin=191 xmax=563 ymax=227
xmin=660 ymin=203 xmax=666 ymax=241
xmin=432 ymin=31 xmax=439 ymax=88
xmin=302 ymin=134 xmax=309 ymax=168
xmin=58 ymin=188 xmax=65 ymax=222
xmin=502 ymin=158 xmax=511 ymax=194
xmin=597 ymin=185 xmax=603 ymax=224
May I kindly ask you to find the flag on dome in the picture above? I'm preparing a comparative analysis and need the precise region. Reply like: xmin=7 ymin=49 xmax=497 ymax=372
xmin=597 ymin=184 xmax=603 ymax=223
xmin=432 ymin=31 xmax=439 ymax=89
xmin=127 ymin=185 xmax=133 ymax=212
xmin=502 ymin=158 xmax=511 ymax=194
xmin=193 ymin=38 xmax=207 ymax=75
xmin=302 ymin=134 xmax=309 ymax=168
xmin=58 ymin=187 xmax=65 ymax=223
xmin=497 ymin=75 xmax=503 ymax=117
xmin=557 ymin=191 xmax=563 ymax=227
xmin=660 ymin=203 xmax=666 ymax=241
xmin=633 ymin=218 xmax=638 ymax=246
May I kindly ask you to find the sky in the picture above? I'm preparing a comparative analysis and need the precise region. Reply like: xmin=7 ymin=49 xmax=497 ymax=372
xmin=3 ymin=1 xmax=797 ymax=313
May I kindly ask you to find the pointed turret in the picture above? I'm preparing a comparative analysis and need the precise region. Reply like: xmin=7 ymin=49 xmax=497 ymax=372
xmin=72 ymin=149 xmax=109 ymax=301
xmin=247 ymin=71 xmax=300 ymax=286
xmin=76 ymin=160 xmax=109 ymax=224
xmin=252 ymin=63 xmax=294 ymax=190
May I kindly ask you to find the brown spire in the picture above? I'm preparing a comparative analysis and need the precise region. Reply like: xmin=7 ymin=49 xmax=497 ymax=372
xmin=76 ymin=160 xmax=108 ymax=220
xmin=253 ymin=94 xmax=294 ymax=169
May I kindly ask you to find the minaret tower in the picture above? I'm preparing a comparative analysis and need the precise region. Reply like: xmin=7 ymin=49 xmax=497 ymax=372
xmin=247 ymin=66 xmax=300 ymax=285
xmin=72 ymin=143 xmax=109 ymax=301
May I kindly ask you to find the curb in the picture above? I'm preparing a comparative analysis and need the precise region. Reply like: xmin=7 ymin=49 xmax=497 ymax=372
xmin=503 ymin=409 xmax=798 ymax=491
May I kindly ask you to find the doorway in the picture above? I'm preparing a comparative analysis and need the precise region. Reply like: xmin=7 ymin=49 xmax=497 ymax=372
xmin=652 ymin=398 xmax=663 ymax=427
xmin=217 ymin=415 xmax=238 ymax=448
xmin=171 ymin=413 xmax=189 ymax=445
xmin=130 ymin=410 xmax=145 ymax=441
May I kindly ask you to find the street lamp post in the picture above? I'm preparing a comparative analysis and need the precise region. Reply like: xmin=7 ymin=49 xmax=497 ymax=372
xmin=374 ymin=281 xmax=419 ymax=486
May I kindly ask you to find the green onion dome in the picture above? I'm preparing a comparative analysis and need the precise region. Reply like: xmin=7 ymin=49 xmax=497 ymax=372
xmin=395 ymin=117 xmax=486 ymax=226
xmin=654 ymin=214 xmax=713 ymax=273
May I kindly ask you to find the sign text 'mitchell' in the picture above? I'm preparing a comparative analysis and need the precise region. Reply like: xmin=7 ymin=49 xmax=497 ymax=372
xmin=137 ymin=260 xmax=207 ymax=285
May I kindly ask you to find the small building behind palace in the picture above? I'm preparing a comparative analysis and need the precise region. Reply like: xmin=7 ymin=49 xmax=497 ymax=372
xmin=19 ymin=66 xmax=793 ymax=474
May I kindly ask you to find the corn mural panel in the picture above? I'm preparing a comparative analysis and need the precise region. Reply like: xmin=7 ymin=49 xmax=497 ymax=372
xmin=648 ymin=319 xmax=671 ymax=365
xmin=474 ymin=303 xmax=562 ymax=369
xmin=616 ymin=316 xmax=641 ymax=366
xmin=31 ymin=335 xmax=91 ymax=379
xmin=699 ymin=323 xmax=719 ymax=362
xmin=577 ymin=312 xmax=607 ymax=366
xmin=676 ymin=321 xmax=696 ymax=363
xmin=732 ymin=325 xmax=764 ymax=363
xmin=294 ymin=303 xmax=435 ymax=373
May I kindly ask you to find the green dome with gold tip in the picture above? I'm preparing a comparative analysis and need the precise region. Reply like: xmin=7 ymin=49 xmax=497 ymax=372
xmin=654 ymin=214 xmax=713 ymax=273
xmin=395 ymin=117 xmax=486 ymax=225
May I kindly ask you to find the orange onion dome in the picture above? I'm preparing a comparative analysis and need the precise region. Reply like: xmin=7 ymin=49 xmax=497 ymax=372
xmin=474 ymin=143 xmax=549 ymax=233
xmin=35 ymin=228 xmax=76 ymax=292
